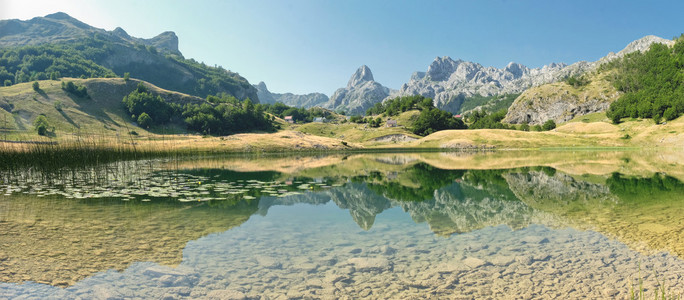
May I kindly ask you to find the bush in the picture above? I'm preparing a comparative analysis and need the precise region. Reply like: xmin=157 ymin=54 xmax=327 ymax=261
xmin=532 ymin=125 xmax=543 ymax=131
xmin=123 ymin=72 xmax=130 ymax=81
xmin=542 ymin=120 xmax=556 ymax=131
xmin=565 ymin=75 xmax=590 ymax=88
xmin=32 ymin=81 xmax=40 ymax=91
xmin=34 ymin=115 xmax=50 ymax=136
xmin=519 ymin=123 xmax=530 ymax=131
xmin=54 ymin=101 xmax=63 ymax=111
xmin=3 ymin=79 xmax=11 ymax=86
xmin=137 ymin=112 xmax=152 ymax=128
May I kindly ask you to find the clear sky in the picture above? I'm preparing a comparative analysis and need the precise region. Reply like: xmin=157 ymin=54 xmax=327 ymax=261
xmin=2 ymin=0 xmax=683 ymax=96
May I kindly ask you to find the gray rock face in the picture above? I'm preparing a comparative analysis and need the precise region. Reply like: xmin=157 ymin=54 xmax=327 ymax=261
xmin=347 ymin=65 xmax=375 ymax=88
xmin=503 ymin=90 xmax=616 ymax=125
xmin=389 ymin=35 xmax=675 ymax=114
xmin=253 ymin=81 xmax=329 ymax=108
xmin=323 ymin=65 xmax=391 ymax=115
xmin=391 ymin=57 xmax=580 ymax=113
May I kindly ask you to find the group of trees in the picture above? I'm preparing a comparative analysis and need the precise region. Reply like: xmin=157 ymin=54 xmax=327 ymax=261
xmin=412 ymin=106 xmax=466 ymax=136
xmin=182 ymin=98 xmax=274 ymax=135
xmin=0 ymin=39 xmax=117 ymax=86
xmin=261 ymin=102 xmax=331 ymax=123
xmin=365 ymin=95 xmax=466 ymax=136
xmin=122 ymin=84 xmax=274 ymax=134
xmin=467 ymin=110 xmax=511 ymax=130
xmin=123 ymin=83 xmax=178 ymax=128
xmin=365 ymin=95 xmax=433 ymax=116
xmin=61 ymin=81 xmax=89 ymax=98
xmin=606 ymin=38 xmax=684 ymax=123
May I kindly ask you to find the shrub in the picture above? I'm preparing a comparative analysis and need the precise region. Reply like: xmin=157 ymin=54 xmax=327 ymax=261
xmin=137 ymin=112 xmax=152 ymax=128
xmin=542 ymin=120 xmax=556 ymax=131
xmin=32 ymin=81 xmax=40 ymax=91
xmin=34 ymin=115 xmax=50 ymax=136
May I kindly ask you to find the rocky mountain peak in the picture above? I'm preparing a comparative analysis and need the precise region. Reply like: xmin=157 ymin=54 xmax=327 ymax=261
xmin=44 ymin=12 xmax=74 ymax=20
xmin=347 ymin=65 xmax=375 ymax=88
xmin=148 ymin=31 xmax=179 ymax=54
xmin=112 ymin=27 xmax=130 ymax=39
xmin=504 ymin=62 xmax=527 ymax=78
xmin=427 ymin=56 xmax=462 ymax=81
xmin=616 ymin=35 xmax=675 ymax=57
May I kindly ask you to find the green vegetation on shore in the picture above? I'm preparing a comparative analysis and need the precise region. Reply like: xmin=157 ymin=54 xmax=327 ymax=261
xmin=607 ymin=37 xmax=684 ymax=124
xmin=123 ymin=83 xmax=275 ymax=135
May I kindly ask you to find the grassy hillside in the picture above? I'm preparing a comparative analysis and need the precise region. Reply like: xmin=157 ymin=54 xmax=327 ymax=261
xmin=0 ymin=78 xmax=209 ymax=141
xmin=405 ymin=113 xmax=684 ymax=149
xmin=293 ymin=110 xmax=421 ymax=144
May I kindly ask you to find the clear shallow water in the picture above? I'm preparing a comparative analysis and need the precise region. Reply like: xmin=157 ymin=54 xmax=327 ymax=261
xmin=1 ymin=153 xmax=684 ymax=299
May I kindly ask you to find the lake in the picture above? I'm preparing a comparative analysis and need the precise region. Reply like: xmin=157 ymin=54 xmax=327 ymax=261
xmin=1 ymin=151 xmax=683 ymax=299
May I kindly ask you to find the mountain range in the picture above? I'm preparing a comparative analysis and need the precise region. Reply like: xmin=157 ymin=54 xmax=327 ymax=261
xmin=0 ymin=12 xmax=675 ymax=121
xmin=254 ymin=81 xmax=328 ymax=108
xmin=255 ymin=35 xmax=672 ymax=117
xmin=0 ymin=12 xmax=258 ymax=101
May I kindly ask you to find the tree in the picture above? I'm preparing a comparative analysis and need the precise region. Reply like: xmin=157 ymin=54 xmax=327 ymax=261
xmin=123 ymin=72 xmax=130 ymax=81
xmin=542 ymin=120 xmax=556 ymax=131
xmin=3 ymin=80 xmax=11 ymax=86
xmin=137 ymin=112 xmax=152 ymax=128
xmin=34 ymin=115 xmax=50 ymax=136
xmin=519 ymin=123 xmax=530 ymax=131
xmin=412 ymin=107 xmax=466 ymax=136
xmin=32 ymin=81 xmax=40 ymax=91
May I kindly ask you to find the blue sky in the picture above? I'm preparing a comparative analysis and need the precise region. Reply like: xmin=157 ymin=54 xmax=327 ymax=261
xmin=3 ymin=0 xmax=683 ymax=95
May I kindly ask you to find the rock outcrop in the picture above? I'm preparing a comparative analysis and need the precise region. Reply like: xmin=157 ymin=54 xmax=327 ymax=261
xmin=323 ymin=65 xmax=391 ymax=115
xmin=503 ymin=35 xmax=674 ymax=124
xmin=253 ymin=81 xmax=329 ymax=108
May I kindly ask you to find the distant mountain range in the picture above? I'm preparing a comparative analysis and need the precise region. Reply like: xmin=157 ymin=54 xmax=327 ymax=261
xmin=255 ymin=35 xmax=672 ymax=116
xmin=393 ymin=35 xmax=673 ymax=114
xmin=254 ymin=81 xmax=329 ymax=108
xmin=0 ymin=12 xmax=258 ymax=101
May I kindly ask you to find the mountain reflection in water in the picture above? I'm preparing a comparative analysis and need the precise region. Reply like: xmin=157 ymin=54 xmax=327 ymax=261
xmin=0 ymin=152 xmax=683 ymax=294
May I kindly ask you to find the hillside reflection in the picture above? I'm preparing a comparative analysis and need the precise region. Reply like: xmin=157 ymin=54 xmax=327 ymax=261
xmin=1 ymin=152 xmax=684 ymax=286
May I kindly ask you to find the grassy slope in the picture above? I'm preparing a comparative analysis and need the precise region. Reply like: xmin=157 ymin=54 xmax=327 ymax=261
xmin=0 ymin=78 xmax=202 ymax=141
xmin=405 ymin=114 xmax=684 ymax=150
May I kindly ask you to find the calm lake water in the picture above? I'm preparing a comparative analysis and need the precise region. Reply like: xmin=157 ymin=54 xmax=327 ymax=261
xmin=1 ymin=152 xmax=683 ymax=299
